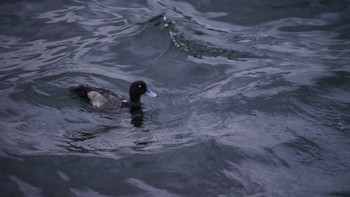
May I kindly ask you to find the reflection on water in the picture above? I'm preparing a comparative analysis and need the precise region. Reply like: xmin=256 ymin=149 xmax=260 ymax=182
xmin=130 ymin=108 xmax=144 ymax=128
xmin=1 ymin=0 xmax=350 ymax=196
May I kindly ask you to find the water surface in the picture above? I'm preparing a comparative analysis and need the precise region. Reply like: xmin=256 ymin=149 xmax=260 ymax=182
xmin=1 ymin=0 xmax=350 ymax=196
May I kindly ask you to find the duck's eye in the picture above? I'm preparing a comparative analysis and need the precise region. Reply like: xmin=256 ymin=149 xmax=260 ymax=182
xmin=138 ymin=85 xmax=142 ymax=88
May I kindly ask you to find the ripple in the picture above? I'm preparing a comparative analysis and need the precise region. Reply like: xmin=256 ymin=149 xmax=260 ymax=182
xmin=38 ymin=5 xmax=86 ymax=24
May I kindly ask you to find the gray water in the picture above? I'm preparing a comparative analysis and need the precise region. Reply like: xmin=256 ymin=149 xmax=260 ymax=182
xmin=1 ymin=0 xmax=350 ymax=196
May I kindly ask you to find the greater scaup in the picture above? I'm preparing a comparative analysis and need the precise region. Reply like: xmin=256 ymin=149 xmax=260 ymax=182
xmin=68 ymin=80 xmax=157 ymax=110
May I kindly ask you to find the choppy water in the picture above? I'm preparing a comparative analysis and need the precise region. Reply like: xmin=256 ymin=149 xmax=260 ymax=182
xmin=1 ymin=0 xmax=350 ymax=196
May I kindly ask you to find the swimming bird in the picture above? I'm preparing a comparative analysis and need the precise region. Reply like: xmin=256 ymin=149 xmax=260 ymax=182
xmin=68 ymin=80 xmax=157 ymax=110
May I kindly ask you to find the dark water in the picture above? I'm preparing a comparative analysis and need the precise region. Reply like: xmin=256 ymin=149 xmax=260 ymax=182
xmin=1 ymin=0 xmax=350 ymax=196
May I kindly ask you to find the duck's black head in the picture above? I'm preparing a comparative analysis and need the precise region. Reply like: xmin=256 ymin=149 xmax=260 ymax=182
xmin=129 ymin=81 xmax=157 ymax=105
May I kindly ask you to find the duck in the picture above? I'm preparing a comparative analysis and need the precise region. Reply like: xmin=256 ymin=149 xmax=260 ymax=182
xmin=68 ymin=80 xmax=157 ymax=110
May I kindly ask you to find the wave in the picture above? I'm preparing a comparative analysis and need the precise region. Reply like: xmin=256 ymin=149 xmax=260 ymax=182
xmin=143 ymin=13 xmax=263 ymax=59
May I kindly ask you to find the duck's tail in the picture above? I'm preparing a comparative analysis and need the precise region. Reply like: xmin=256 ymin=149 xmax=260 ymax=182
xmin=68 ymin=85 xmax=91 ymax=99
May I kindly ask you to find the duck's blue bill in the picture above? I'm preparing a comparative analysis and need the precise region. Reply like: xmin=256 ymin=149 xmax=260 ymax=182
xmin=145 ymin=89 xmax=157 ymax=97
